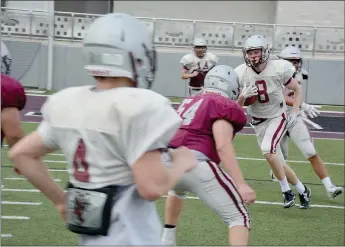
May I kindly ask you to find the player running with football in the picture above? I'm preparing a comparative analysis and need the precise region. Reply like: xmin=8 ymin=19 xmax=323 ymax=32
xmin=270 ymin=46 xmax=343 ymax=199
xmin=235 ymin=35 xmax=311 ymax=209
xmin=180 ymin=37 xmax=218 ymax=96
xmin=161 ymin=65 xmax=256 ymax=246
xmin=9 ymin=13 xmax=197 ymax=245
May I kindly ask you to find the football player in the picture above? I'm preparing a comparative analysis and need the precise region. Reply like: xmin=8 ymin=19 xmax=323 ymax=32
xmin=180 ymin=37 xmax=219 ymax=96
xmin=235 ymin=35 xmax=311 ymax=209
xmin=1 ymin=41 xmax=12 ymax=75
xmin=8 ymin=13 xmax=197 ymax=245
xmin=161 ymin=65 xmax=255 ymax=246
xmin=1 ymin=42 xmax=26 ymax=149
xmin=271 ymin=46 xmax=343 ymax=199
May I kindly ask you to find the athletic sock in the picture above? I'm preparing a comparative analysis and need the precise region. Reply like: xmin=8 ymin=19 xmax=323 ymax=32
xmin=321 ymin=177 xmax=333 ymax=190
xmin=279 ymin=177 xmax=291 ymax=192
xmin=294 ymin=180 xmax=306 ymax=194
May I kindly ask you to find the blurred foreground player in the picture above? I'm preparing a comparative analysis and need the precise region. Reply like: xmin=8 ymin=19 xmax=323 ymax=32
xmin=1 ymin=41 xmax=26 ymax=149
xmin=161 ymin=65 xmax=255 ymax=246
xmin=9 ymin=13 xmax=197 ymax=245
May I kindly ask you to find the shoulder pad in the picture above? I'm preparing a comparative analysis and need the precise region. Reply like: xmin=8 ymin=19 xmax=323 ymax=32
xmin=180 ymin=53 xmax=194 ymax=66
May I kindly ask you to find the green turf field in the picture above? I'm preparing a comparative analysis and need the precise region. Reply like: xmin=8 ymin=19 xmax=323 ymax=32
xmin=1 ymin=123 xmax=344 ymax=246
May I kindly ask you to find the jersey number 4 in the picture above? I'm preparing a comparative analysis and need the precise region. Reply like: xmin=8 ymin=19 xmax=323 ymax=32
xmin=177 ymin=98 xmax=204 ymax=125
xmin=73 ymin=139 xmax=90 ymax=182
xmin=255 ymin=80 xmax=269 ymax=103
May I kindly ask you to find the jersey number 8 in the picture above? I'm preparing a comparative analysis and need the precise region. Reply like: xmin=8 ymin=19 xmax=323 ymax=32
xmin=73 ymin=139 xmax=90 ymax=182
xmin=255 ymin=80 xmax=269 ymax=103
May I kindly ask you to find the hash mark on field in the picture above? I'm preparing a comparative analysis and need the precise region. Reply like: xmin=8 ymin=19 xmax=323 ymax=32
xmin=4 ymin=177 xmax=62 ymax=182
xmin=161 ymin=196 xmax=345 ymax=210
xmin=1 ymin=201 xmax=41 ymax=206
xmin=1 ymin=234 xmax=13 ymax=238
xmin=1 ymin=216 xmax=30 ymax=220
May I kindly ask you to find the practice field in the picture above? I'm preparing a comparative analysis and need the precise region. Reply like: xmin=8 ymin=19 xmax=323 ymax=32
xmin=1 ymin=120 xmax=344 ymax=246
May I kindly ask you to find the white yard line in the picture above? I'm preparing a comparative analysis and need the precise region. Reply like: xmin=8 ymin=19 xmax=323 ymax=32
xmin=2 ymin=189 xmax=343 ymax=210
xmin=1 ymin=234 xmax=13 ymax=238
xmin=37 ymin=157 xmax=345 ymax=167
xmin=2 ymin=189 xmax=42 ymax=192
xmin=237 ymin=157 xmax=344 ymax=166
xmin=161 ymin=195 xmax=345 ymax=209
xmin=1 ymin=216 xmax=30 ymax=220
xmin=237 ymin=132 xmax=344 ymax=141
xmin=1 ymin=201 xmax=41 ymax=206
xmin=4 ymin=177 xmax=61 ymax=182
xmin=2 ymin=154 xmax=344 ymax=167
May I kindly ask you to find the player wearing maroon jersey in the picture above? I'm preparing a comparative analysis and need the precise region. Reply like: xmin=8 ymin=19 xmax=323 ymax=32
xmin=161 ymin=65 xmax=256 ymax=246
xmin=1 ymin=45 xmax=26 ymax=148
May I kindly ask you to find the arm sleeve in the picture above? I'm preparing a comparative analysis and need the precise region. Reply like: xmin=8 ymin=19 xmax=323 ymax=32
xmin=180 ymin=55 xmax=191 ymax=70
xmin=123 ymin=102 xmax=182 ymax=167
xmin=36 ymin=96 xmax=59 ymax=150
xmin=211 ymin=99 xmax=247 ymax=134
xmin=234 ymin=66 xmax=245 ymax=88
xmin=281 ymin=60 xmax=296 ymax=86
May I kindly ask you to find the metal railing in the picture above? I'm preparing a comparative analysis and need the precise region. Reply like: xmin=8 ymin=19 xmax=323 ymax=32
xmin=1 ymin=7 xmax=344 ymax=54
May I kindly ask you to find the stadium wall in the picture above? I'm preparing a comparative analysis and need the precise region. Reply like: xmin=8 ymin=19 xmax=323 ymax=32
xmin=5 ymin=1 xmax=344 ymax=26
xmin=3 ymin=39 xmax=344 ymax=106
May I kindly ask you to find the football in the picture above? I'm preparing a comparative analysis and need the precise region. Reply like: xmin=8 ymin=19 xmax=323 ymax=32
xmin=244 ymin=95 xmax=257 ymax=106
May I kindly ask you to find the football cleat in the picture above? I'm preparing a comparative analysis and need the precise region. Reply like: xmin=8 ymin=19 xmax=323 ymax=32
xmin=269 ymin=170 xmax=278 ymax=182
xmin=298 ymin=185 xmax=311 ymax=209
xmin=327 ymin=185 xmax=344 ymax=200
xmin=283 ymin=190 xmax=295 ymax=208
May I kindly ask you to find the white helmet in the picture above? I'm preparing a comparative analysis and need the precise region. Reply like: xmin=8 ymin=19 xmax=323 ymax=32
xmin=192 ymin=37 xmax=207 ymax=58
xmin=203 ymin=65 xmax=240 ymax=101
xmin=83 ymin=13 xmax=156 ymax=89
xmin=1 ymin=41 xmax=12 ymax=75
xmin=242 ymin=35 xmax=270 ymax=67
xmin=278 ymin=45 xmax=302 ymax=59
xmin=277 ymin=45 xmax=303 ymax=72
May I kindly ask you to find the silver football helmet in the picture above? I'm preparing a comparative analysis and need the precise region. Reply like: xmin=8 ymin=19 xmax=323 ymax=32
xmin=83 ymin=13 xmax=156 ymax=89
xmin=277 ymin=45 xmax=303 ymax=72
xmin=1 ymin=41 xmax=12 ymax=75
xmin=242 ymin=35 xmax=270 ymax=67
xmin=192 ymin=37 xmax=207 ymax=58
xmin=203 ymin=65 xmax=240 ymax=100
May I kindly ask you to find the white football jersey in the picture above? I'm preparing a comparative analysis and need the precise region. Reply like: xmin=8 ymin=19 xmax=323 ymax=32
xmin=37 ymin=86 xmax=182 ymax=189
xmin=285 ymin=68 xmax=308 ymax=114
xmin=235 ymin=60 xmax=295 ymax=119
xmin=180 ymin=52 xmax=218 ymax=73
